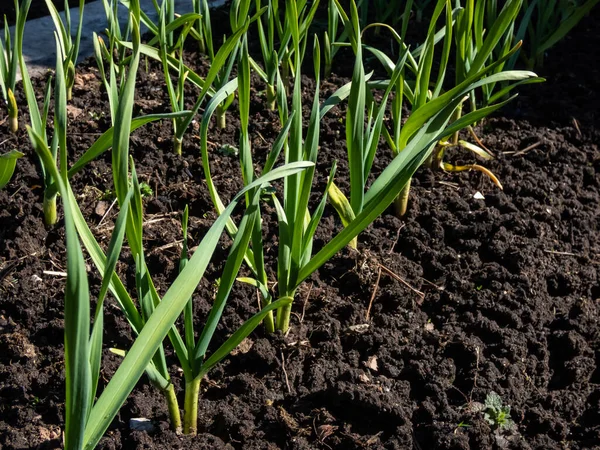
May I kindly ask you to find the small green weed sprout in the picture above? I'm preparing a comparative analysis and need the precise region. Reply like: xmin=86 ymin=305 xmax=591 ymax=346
xmin=483 ymin=391 xmax=514 ymax=430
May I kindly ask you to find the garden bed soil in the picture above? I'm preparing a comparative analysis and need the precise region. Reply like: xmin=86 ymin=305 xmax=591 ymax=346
xmin=1 ymin=5 xmax=599 ymax=450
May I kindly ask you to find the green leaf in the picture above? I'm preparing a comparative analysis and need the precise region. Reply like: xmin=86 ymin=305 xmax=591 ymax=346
xmin=89 ymin=187 xmax=133 ymax=409
xmin=0 ymin=150 xmax=23 ymax=189
xmin=537 ymin=0 xmax=599 ymax=57
xmin=26 ymin=125 xmax=91 ymax=450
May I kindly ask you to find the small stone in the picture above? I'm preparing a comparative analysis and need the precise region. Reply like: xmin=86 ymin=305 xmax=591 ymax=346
xmin=129 ymin=418 xmax=154 ymax=432
xmin=364 ymin=355 xmax=378 ymax=371
xmin=31 ymin=274 xmax=43 ymax=284
xmin=95 ymin=201 xmax=109 ymax=217
xmin=359 ymin=373 xmax=370 ymax=383
xmin=231 ymin=337 xmax=254 ymax=356
xmin=348 ymin=324 xmax=370 ymax=333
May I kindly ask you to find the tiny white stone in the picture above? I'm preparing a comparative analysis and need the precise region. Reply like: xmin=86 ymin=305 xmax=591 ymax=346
xmin=473 ymin=191 xmax=485 ymax=200
xmin=130 ymin=418 xmax=154 ymax=432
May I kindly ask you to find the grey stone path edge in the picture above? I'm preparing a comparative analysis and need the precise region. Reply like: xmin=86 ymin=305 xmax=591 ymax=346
xmin=13 ymin=0 xmax=224 ymax=79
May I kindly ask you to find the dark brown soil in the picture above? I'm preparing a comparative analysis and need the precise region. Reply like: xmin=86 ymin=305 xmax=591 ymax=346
xmin=1 ymin=5 xmax=599 ymax=450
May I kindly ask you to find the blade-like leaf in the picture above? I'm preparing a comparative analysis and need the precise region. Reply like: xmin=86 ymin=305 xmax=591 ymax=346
xmin=0 ymin=150 xmax=23 ymax=189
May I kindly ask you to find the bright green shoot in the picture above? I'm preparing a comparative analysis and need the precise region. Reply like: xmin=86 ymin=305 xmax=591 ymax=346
xmin=158 ymin=1 xmax=191 ymax=155
xmin=0 ymin=0 xmax=28 ymax=133
xmin=324 ymin=0 xmax=340 ymax=77
xmin=327 ymin=0 xmax=407 ymax=248
xmin=192 ymin=0 xmax=214 ymax=56
xmin=255 ymin=0 xmax=281 ymax=108
xmin=45 ymin=0 xmax=86 ymax=100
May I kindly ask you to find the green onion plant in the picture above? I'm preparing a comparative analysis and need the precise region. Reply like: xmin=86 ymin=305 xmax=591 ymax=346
xmin=434 ymin=0 xmax=543 ymax=191
xmin=206 ymin=0 xmax=252 ymax=128
xmin=27 ymin=2 xmax=311 ymax=445
xmin=326 ymin=0 xmax=408 ymax=249
xmin=18 ymin=0 xmax=57 ymax=224
xmin=365 ymin=0 xmax=538 ymax=216
xmin=158 ymin=1 xmax=191 ymax=155
xmin=192 ymin=0 xmax=213 ymax=55
xmin=254 ymin=0 xmax=281 ymax=108
xmin=99 ymin=2 xmax=311 ymax=436
xmin=45 ymin=0 xmax=86 ymax=100
xmin=323 ymin=0 xmax=340 ymax=77
xmin=0 ymin=0 xmax=28 ymax=133
xmin=198 ymin=0 xmax=536 ymax=335
xmin=251 ymin=0 xmax=320 ymax=107
xmin=510 ymin=0 xmax=599 ymax=69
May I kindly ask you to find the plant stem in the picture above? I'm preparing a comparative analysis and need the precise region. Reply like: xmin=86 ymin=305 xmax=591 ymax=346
xmin=394 ymin=178 xmax=411 ymax=217
xmin=173 ymin=136 xmax=182 ymax=156
xmin=275 ymin=301 xmax=292 ymax=333
xmin=183 ymin=377 xmax=201 ymax=435
xmin=262 ymin=298 xmax=275 ymax=333
xmin=282 ymin=58 xmax=290 ymax=95
xmin=451 ymin=105 xmax=462 ymax=145
xmin=266 ymin=84 xmax=276 ymax=110
xmin=164 ymin=383 xmax=182 ymax=434
xmin=43 ymin=193 xmax=58 ymax=226
xmin=416 ymin=8 xmax=423 ymax=23
xmin=216 ymin=104 xmax=226 ymax=129
xmin=7 ymin=89 xmax=18 ymax=133
xmin=66 ymin=61 xmax=75 ymax=102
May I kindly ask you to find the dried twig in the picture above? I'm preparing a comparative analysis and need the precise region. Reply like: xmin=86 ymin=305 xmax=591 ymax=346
xmin=365 ymin=266 xmax=382 ymax=321
xmin=469 ymin=346 xmax=480 ymax=404
xmin=544 ymin=249 xmax=579 ymax=257
xmin=504 ymin=140 xmax=543 ymax=157
xmin=379 ymin=264 xmax=425 ymax=304
xmin=43 ymin=270 xmax=68 ymax=277
xmin=149 ymin=239 xmax=183 ymax=255
xmin=572 ymin=118 xmax=582 ymax=136
xmin=97 ymin=198 xmax=118 ymax=227
xmin=281 ymin=351 xmax=291 ymax=394
xmin=300 ymin=283 xmax=313 ymax=323
xmin=387 ymin=224 xmax=405 ymax=255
